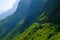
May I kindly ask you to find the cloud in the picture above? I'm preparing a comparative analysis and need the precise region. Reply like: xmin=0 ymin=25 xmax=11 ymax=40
xmin=0 ymin=0 xmax=16 ymax=14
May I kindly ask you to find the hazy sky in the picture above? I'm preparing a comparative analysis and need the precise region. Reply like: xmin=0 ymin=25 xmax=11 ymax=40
xmin=0 ymin=0 xmax=16 ymax=14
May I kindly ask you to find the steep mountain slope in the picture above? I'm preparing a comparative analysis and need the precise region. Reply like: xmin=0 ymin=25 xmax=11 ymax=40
xmin=12 ymin=0 xmax=60 ymax=39
xmin=13 ymin=23 xmax=59 ymax=40
xmin=0 ymin=0 xmax=60 ymax=40
xmin=0 ymin=0 xmax=44 ymax=39
xmin=11 ymin=0 xmax=60 ymax=40
xmin=0 ymin=0 xmax=31 ymax=39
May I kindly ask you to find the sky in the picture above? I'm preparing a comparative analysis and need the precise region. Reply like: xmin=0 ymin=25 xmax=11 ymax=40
xmin=0 ymin=0 xmax=16 ymax=15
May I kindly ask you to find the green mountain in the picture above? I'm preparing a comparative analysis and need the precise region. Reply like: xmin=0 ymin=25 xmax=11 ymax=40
xmin=0 ymin=0 xmax=60 ymax=40
xmin=0 ymin=0 xmax=44 ymax=40
xmin=13 ymin=0 xmax=60 ymax=40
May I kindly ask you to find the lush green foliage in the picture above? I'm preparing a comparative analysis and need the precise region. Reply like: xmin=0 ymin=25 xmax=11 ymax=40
xmin=0 ymin=0 xmax=60 ymax=40
xmin=12 ymin=12 xmax=60 ymax=40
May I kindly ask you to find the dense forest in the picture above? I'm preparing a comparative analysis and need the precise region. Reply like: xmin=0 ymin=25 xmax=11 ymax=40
xmin=0 ymin=0 xmax=60 ymax=40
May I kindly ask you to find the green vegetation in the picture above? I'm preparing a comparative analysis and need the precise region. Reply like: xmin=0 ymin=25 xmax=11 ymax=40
xmin=13 ymin=22 xmax=59 ymax=40
xmin=12 ymin=12 xmax=60 ymax=40
xmin=38 ymin=12 xmax=47 ymax=22
xmin=1 ymin=20 xmax=24 ymax=40
xmin=1 ymin=11 xmax=60 ymax=40
xmin=1 ymin=0 xmax=60 ymax=40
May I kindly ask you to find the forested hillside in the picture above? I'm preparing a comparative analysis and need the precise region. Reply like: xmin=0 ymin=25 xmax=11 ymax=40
xmin=13 ymin=0 xmax=60 ymax=40
xmin=0 ymin=0 xmax=60 ymax=40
